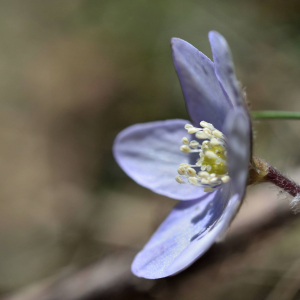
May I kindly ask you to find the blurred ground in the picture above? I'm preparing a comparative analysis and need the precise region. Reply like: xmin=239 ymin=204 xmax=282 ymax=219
xmin=2 ymin=0 xmax=300 ymax=299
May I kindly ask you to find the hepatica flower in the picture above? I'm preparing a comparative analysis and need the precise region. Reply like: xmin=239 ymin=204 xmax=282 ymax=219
xmin=113 ymin=31 xmax=251 ymax=279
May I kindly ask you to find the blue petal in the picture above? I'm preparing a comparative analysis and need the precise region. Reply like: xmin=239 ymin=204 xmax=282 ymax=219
xmin=223 ymin=108 xmax=251 ymax=197
xmin=131 ymin=109 xmax=251 ymax=279
xmin=208 ymin=31 xmax=244 ymax=107
xmin=131 ymin=185 xmax=241 ymax=279
xmin=171 ymin=38 xmax=232 ymax=130
xmin=113 ymin=119 xmax=206 ymax=201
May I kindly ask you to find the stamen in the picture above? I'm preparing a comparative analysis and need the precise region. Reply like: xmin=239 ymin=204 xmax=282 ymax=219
xmin=188 ymin=177 xmax=199 ymax=185
xmin=210 ymin=138 xmax=219 ymax=146
xmin=177 ymin=167 xmax=185 ymax=175
xmin=195 ymin=131 xmax=208 ymax=139
xmin=176 ymin=120 xmax=231 ymax=192
xmin=204 ymin=187 xmax=214 ymax=193
xmin=184 ymin=124 xmax=193 ymax=129
xmin=221 ymin=175 xmax=230 ymax=183
xmin=200 ymin=121 xmax=214 ymax=130
xmin=189 ymin=140 xmax=200 ymax=148
xmin=201 ymin=178 xmax=209 ymax=184
xmin=175 ymin=176 xmax=185 ymax=184
xmin=205 ymin=151 xmax=218 ymax=160
xmin=182 ymin=137 xmax=189 ymax=145
xmin=180 ymin=145 xmax=191 ymax=153
xmin=187 ymin=167 xmax=196 ymax=176
xmin=188 ymin=128 xmax=200 ymax=134
xmin=198 ymin=171 xmax=209 ymax=178
xmin=212 ymin=130 xmax=223 ymax=138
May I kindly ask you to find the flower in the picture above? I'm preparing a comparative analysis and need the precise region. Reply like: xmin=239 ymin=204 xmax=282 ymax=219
xmin=113 ymin=31 xmax=251 ymax=279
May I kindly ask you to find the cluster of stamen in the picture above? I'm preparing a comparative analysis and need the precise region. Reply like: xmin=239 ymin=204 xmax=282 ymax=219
xmin=175 ymin=121 xmax=230 ymax=192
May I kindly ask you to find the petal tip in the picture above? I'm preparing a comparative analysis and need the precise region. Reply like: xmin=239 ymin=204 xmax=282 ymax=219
xmin=208 ymin=31 xmax=227 ymax=48
xmin=170 ymin=37 xmax=180 ymax=45
xmin=171 ymin=37 xmax=191 ymax=52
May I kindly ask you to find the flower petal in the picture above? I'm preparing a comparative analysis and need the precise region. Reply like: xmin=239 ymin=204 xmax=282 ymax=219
xmin=113 ymin=119 xmax=206 ymax=200
xmin=223 ymin=108 xmax=251 ymax=197
xmin=208 ymin=31 xmax=244 ymax=107
xmin=171 ymin=38 xmax=232 ymax=130
xmin=131 ymin=185 xmax=241 ymax=279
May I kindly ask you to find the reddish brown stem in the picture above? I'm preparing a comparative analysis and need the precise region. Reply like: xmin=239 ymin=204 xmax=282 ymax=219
xmin=265 ymin=165 xmax=300 ymax=197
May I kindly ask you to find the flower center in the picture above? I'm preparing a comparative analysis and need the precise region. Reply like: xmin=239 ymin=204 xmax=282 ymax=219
xmin=175 ymin=121 xmax=230 ymax=193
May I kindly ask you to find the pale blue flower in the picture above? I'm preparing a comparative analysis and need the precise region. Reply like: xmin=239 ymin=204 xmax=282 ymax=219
xmin=113 ymin=31 xmax=251 ymax=279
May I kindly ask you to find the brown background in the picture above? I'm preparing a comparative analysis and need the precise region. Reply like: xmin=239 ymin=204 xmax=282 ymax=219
xmin=2 ymin=0 xmax=300 ymax=299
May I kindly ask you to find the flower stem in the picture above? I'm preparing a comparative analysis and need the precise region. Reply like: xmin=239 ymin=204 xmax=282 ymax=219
xmin=249 ymin=157 xmax=300 ymax=198
xmin=264 ymin=165 xmax=300 ymax=197
xmin=251 ymin=111 xmax=300 ymax=120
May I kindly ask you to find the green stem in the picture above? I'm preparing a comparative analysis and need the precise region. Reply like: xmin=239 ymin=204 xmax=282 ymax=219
xmin=251 ymin=111 xmax=300 ymax=120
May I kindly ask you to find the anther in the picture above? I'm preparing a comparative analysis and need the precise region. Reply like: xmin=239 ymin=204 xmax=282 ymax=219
xmin=189 ymin=140 xmax=199 ymax=148
xmin=195 ymin=131 xmax=208 ymax=139
xmin=199 ymin=171 xmax=209 ymax=178
xmin=188 ymin=128 xmax=200 ymax=134
xmin=209 ymin=177 xmax=218 ymax=183
xmin=179 ymin=163 xmax=190 ymax=168
xmin=177 ymin=167 xmax=185 ymax=175
xmin=201 ymin=178 xmax=209 ymax=184
xmin=200 ymin=121 xmax=214 ymax=130
xmin=184 ymin=124 xmax=193 ymax=129
xmin=187 ymin=167 xmax=196 ymax=176
xmin=210 ymin=138 xmax=219 ymax=146
xmin=203 ymin=128 xmax=212 ymax=138
xmin=180 ymin=145 xmax=191 ymax=153
xmin=205 ymin=151 xmax=218 ymax=160
xmin=188 ymin=177 xmax=199 ymax=185
xmin=213 ymin=130 xmax=223 ymax=138
xmin=221 ymin=176 xmax=230 ymax=183
xmin=204 ymin=187 xmax=214 ymax=193
xmin=182 ymin=137 xmax=189 ymax=145
xmin=175 ymin=176 xmax=185 ymax=184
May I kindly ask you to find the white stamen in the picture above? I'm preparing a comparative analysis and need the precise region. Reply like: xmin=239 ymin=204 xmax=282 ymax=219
xmin=204 ymin=187 xmax=214 ymax=193
xmin=188 ymin=177 xmax=199 ymax=185
xmin=187 ymin=167 xmax=196 ymax=176
xmin=195 ymin=131 xmax=208 ymax=139
xmin=221 ymin=176 xmax=230 ymax=183
xmin=213 ymin=130 xmax=223 ymax=138
xmin=201 ymin=178 xmax=209 ymax=184
xmin=198 ymin=171 xmax=209 ymax=178
xmin=180 ymin=145 xmax=191 ymax=153
xmin=184 ymin=124 xmax=193 ymax=129
xmin=187 ymin=128 xmax=200 ymax=134
xmin=205 ymin=151 xmax=218 ymax=160
xmin=189 ymin=140 xmax=199 ymax=148
xmin=177 ymin=167 xmax=185 ymax=175
xmin=209 ymin=177 xmax=218 ymax=183
xmin=210 ymin=138 xmax=219 ymax=146
xmin=200 ymin=121 xmax=214 ymax=130
xmin=182 ymin=137 xmax=189 ymax=145
xmin=175 ymin=176 xmax=185 ymax=184
xmin=203 ymin=128 xmax=212 ymax=138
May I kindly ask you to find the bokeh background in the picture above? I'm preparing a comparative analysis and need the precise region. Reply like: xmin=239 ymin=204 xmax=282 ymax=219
xmin=2 ymin=0 xmax=300 ymax=299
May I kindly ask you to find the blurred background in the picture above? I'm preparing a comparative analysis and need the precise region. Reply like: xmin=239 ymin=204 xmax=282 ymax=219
xmin=2 ymin=0 xmax=300 ymax=299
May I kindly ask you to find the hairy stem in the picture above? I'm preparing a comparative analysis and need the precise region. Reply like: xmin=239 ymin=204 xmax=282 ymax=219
xmin=265 ymin=165 xmax=300 ymax=197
